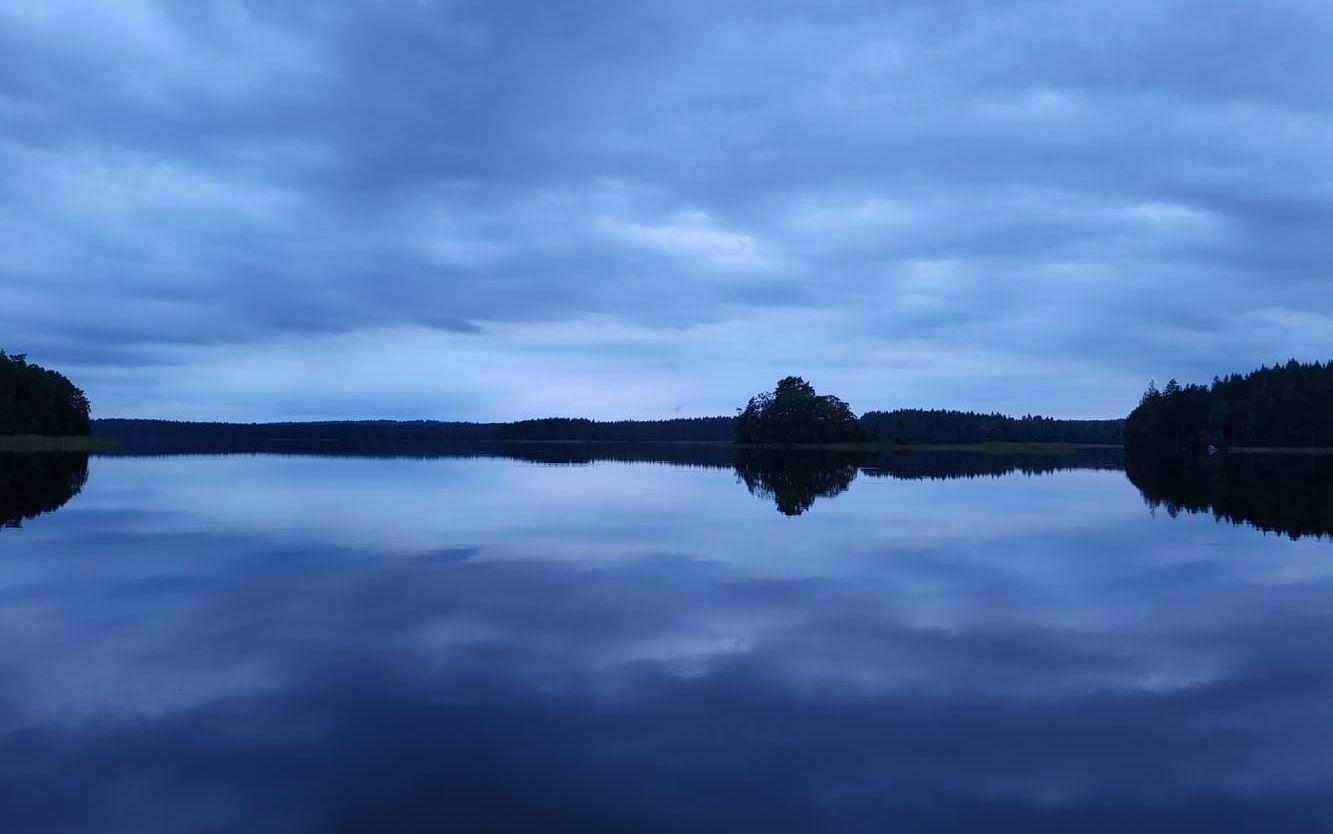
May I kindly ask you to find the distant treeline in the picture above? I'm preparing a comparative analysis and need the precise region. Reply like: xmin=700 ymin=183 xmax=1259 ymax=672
xmin=0 ymin=352 xmax=91 ymax=437
xmin=860 ymin=409 xmax=1123 ymax=445
xmin=1125 ymin=360 xmax=1333 ymax=454
xmin=93 ymin=417 xmax=738 ymax=455
xmin=94 ymin=418 xmax=500 ymax=454
xmin=496 ymin=417 xmax=735 ymax=442
xmin=90 ymin=422 xmax=1126 ymax=478
xmin=96 ymin=409 xmax=1124 ymax=455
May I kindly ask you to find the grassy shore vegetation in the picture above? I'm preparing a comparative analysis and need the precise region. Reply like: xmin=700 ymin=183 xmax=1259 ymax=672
xmin=1227 ymin=446 xmax=1333 ymax=455
xmin=0 ymin=435 xmax=117 ymax=452
xmin=496 ymin=438 xmax=1105 ymax=451
xmin=481 ymin=438 xmax=1105 ymax=456
xmin=847 ymin=441 xmax=1101 ymax=454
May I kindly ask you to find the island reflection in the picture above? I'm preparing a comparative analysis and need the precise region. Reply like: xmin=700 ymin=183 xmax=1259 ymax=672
xmin=100 ymin=441 xmax=1126 ymax=518
xmin=19 ymin=441 xmax=1333 ymax=538
xmin=7 ymin=450 xmax=1333 ymax=833
xmin=0 ymin=452 xmax=88 ymax=529
xmin=1127 ymin=451 xmax=1333 ymax=540
xmin=733 ymin=450 xmax=863 ymax=515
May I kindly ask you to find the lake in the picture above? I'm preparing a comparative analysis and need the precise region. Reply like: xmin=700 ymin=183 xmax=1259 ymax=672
xmin=3 ymin=446 xmax=1333 ymax=832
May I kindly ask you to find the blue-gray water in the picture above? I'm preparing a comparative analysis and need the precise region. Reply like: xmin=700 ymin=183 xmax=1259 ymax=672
xmin=3 ymin=449 xmax=1333 ymax=832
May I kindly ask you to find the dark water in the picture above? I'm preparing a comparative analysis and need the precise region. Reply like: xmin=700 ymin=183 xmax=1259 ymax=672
xmin=3 ymin=447 xmax=1333 ymax=832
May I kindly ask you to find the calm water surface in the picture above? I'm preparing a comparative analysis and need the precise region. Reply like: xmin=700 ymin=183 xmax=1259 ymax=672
xmin=3 ymin=449 xmax=1333 ymax=832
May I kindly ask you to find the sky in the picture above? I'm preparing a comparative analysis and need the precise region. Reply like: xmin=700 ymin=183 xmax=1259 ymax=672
xmin=3 ymin=0 xmax=1332 ymax=422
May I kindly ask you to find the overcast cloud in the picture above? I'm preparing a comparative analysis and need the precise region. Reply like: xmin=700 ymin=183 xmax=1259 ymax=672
xmin=3 ymin=0 xmax=1332 ymax=420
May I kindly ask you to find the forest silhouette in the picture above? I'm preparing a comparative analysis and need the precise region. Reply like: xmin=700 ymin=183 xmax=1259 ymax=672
xmin=1126 ymin=360 xmax=1333 ymax=455
xmin=10 ymin=354 xmax=1333 ymax=533
xmin=0 ymin=352 xmax=91 ymax=436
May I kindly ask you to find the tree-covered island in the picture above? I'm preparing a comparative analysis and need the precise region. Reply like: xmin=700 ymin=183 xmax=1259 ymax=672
xmin=734 ymin=376 xmax=868 ymax=445
xmin=0 ymin=352 xmax=95 ymax=447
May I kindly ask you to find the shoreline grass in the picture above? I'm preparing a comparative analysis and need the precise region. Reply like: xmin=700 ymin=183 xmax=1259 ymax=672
xmin=484 ymin=439 xmax=1119 ymax=455
xmin=1229 ymin=446 xmax=1333 ymax=456
xmin=735 ymin=441 xmax=1113 ymax=454
xmin=0 ymin=435 xmax=119 ymax=452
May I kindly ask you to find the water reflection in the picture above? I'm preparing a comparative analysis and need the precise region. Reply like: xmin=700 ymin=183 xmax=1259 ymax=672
xmin=862 ymin=447 xmax=1124 ymax=480
xmin=735 ymin=446 xmax=1124 ymax=515
xmin=733 ymin=450 xmax=863 ymax=515
xmin=0 ymin=452 xmax=88 ymax=528
xmin=96 ymin=442 xmax=1126 ymax=519
xmin=5 ymin=453 xmax=1333 ymax=832
xmin=1127 ymin=451 xmax=1333 ymax=540
xmin=12 ymin=443 xmax=1333 ymax=541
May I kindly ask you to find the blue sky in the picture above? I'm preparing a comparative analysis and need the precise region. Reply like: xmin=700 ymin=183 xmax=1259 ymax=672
xmin=3 ymin=0 xmax=1331 ymax=421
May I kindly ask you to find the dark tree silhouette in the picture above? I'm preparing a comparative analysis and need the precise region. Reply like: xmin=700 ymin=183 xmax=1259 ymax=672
xmin=734 ymin=377 xmax=866 ymax=444
xmin=495 ymin=416 xmax=734 ymax=442
xmin=1124 ymin=377 xmax=1212 ymax=456
xmin=95 ymin=416 xmax=738 ymax=454
xmin=97 ymin=409 xmax=1121 ymax=454
xmin=1125 ymin=360 xmax=1333 ymax=454
xmin=0 ymin=452 xmax=89 ymax=528
xmin=859 ymin=409 xmax=1122 ymax=445
xmin=0 ymin=352 xmax=91 ymax=436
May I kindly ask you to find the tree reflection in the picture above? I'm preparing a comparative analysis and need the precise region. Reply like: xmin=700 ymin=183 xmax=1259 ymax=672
xmin=1126 ymin=451 xmax=1333 ymax=540
xmin=733 ymin=447 xmax=1125 ymax=516
xmin=861 ymin=447 xmax=1123 ymax=481
xmin=733 ymin=450 xmax=866 ymax=515
xmin=0 ymin=452 xmax=89 ymax=529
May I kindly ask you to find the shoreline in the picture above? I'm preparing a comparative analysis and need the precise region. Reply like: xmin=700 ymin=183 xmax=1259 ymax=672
xmin=1228 ymin=446 xmax=1333 ymax=456
xmin=0 ymin=435 xmax=119 ymax=452
xmin=482 ymin=439 xmax=1122 ymax=455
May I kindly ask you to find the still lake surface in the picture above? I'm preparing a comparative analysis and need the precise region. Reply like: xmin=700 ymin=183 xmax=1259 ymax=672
xmin=3 ymin=446 xmax=1333 ymax=832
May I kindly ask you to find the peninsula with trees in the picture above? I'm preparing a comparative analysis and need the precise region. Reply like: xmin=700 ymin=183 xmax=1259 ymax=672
xmin=1121 ymin=360 xmax=1333 ymax=539
xmin=1125 ymin=360 xmax=1333 ymax=456
xmin=0 ymin=352 xmax=102 ymax=450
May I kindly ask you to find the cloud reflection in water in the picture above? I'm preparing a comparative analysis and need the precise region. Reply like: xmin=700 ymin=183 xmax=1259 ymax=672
xmin=2 ymin=452 xmax=1333 ymax=832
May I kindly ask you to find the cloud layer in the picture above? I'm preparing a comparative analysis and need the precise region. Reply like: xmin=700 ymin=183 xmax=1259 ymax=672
xmin=3 ymin=0 xmax=1331 ymax=419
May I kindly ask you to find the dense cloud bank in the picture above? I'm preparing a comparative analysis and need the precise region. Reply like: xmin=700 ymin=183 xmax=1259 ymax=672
xmin=3 ymin=1 xmax=1331 ymax=419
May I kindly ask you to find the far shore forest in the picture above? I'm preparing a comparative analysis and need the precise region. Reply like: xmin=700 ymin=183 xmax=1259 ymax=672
xmin=5 ymin=349 xmax=1333 ymax=457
